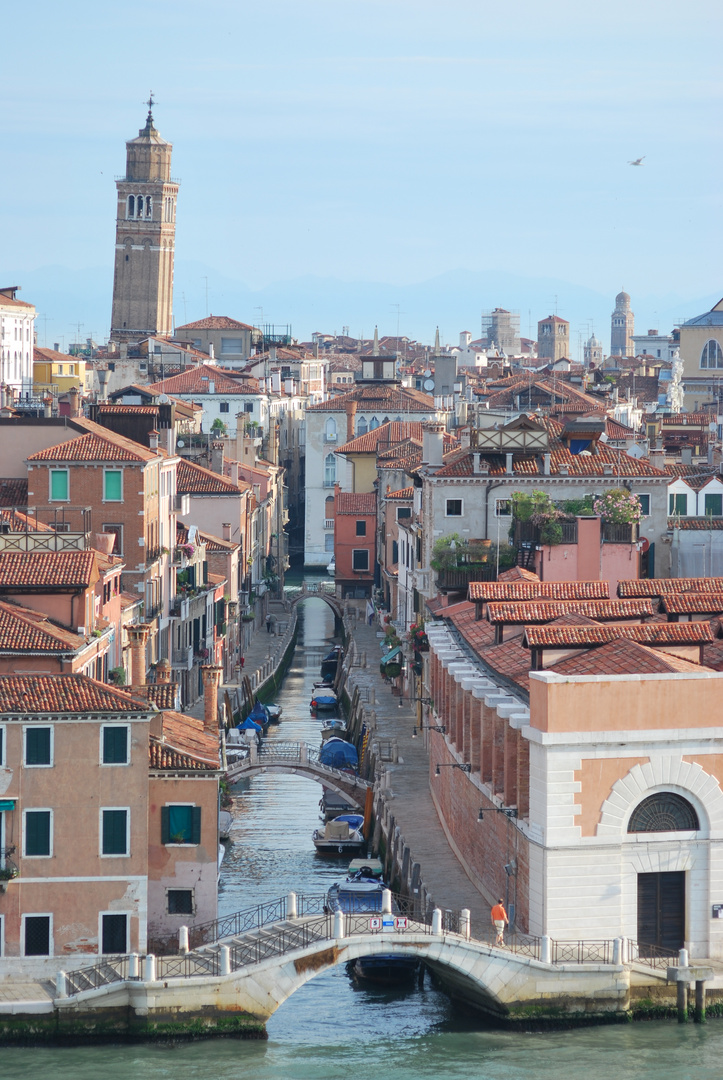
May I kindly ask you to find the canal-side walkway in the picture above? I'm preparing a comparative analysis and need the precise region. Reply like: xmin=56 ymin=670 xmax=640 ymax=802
xmin=342 ymin=614 xmax=494 ymax=934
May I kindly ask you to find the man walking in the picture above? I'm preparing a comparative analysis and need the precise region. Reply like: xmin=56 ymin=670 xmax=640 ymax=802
xmin=266 ymin=613 xmax=272 ymax=634
xmin=491 ymin=898 xmax=508 ymax=947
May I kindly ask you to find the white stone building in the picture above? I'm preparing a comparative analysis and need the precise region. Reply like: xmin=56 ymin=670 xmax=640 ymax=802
xmin=0 ymin=286 xmax=35 ymax=396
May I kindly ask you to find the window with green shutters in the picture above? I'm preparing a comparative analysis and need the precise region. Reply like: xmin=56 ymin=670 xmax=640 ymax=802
xmin=161 ymin=805 xmax=201 ymax=845
xmin=705 ymin=493 xmax=723 ymax=517
xmin=104 ymin=470 xmax=123 ymax=502
xmin=102 ymin=726 xmax=129 ymax=764
xmin=102 ymin=809 xmax=129 ymax=855
xmin=25 ymin=727 xmax=52 ymax=766
xmin=24 ymin=810 xmax=51 ymax=856
xmin=50 ymin=470 xmax=68 ymax=501
xmin=669 ymin=493 xmax=687 ymax=515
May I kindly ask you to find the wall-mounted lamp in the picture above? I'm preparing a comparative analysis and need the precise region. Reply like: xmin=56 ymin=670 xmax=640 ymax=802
xmin=435 ymin=762 xmax=472 ymax=775
xmin=477 ymin=807 xmax=518 ymax=822
xmin=417 ymin=697 xmax=435 ymax=708
xmin=412 ymin=723 xmax=446 ymax=738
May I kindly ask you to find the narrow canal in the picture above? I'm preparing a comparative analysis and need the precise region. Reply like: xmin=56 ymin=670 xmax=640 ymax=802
xmin=5 ymin=585 xmax=723 ymax=1078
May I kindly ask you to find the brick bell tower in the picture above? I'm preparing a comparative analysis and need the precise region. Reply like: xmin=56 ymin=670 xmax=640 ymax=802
xmin=110 ymin=96 xmax=178 ymax=343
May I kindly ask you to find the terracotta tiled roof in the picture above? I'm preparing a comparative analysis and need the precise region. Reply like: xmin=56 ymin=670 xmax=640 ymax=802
xmin=145 ymin=684 xmax=178 ymax=710
xmin=661 ymin=594 xmax=723 ymax=615
xmin=176 ymin=316 xmax=257 ymax=331
xmin=469 ymin=580 xmax=609 ymax=602
xmin=148 ymin=710 xmax=219 ymax=770
xmin=496 ymin=566 xmax=540 ymax=583
xmin=199 ymin=530 xmax=237 ymax=551
xmin=386 ymin=487 xmax=414 ymax=500
xmin=668 ymin=517 xmax=723 ymax=530
xmin=0 ymin=478 xmax=28 ymax=507
xmin=0 ymin=293 xmax=34 ymax=309
xmin=148 ymin=364 xmax=259 ymax=396
xmin=0 ymin=674 xmax=150 ymax=714
xmin=0 ymin=600 xmax=86 ymax=652
xmin=176 ymin=459 xmax=247 ymax=496
xmin=120 ymin=591 xmax=143 ymax=611
xmin=336 ymin=422 xmax=457 ymax=456
xmin=618 ymin=577 xmax=723 ymax=598
xmin=306 ymin=385 xmax=434 ymax=412
xmin=486 ymin=599 xmax=657 ymax=624
xmin=549 ymin=639 xmax=704 ymax=676
xmin=336 ymin=492 xmax=377 ymax=515
xmin=0 ymin=550 xmax=97 ymax=589
xmin=0 ymin=508 xmax=53 ymax=532
xmin=27 ymin=431 xmax=154 ymax=463
xmin=523 ymin=622 xmax=713 ymax=648
xmin=97 ymin=404 xmax=160 ymax=416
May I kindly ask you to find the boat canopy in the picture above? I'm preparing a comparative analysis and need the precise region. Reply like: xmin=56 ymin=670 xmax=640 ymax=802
xmin=238 ymin=717 xmax=262 ymax=732
xmin=319 ymin=738 xmax=358 ymax=769
xmin=380 ymin=645 xmax=403 ymax=665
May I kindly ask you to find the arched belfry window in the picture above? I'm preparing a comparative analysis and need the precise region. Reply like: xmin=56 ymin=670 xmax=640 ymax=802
xmin=127 ymin=195 xmax=135 ymax=219
xmin=356 ymin=416 xmax=368 ymax=435
xmin=145 ymin=196 xmax=152 ymax=219
xmin=136 ymin=195 xmax=144 ymax=219
xmin=700 ymin=340 xmax=723 ymax=369
xmin=627 ymin=792 xmax=699 ymax=833
xmin=369 ymin=416 xmax=380 ymax=430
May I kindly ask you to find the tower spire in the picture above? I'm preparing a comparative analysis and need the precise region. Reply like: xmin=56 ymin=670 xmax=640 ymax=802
xmin=373 ymin=325 xmax=379 ymax=353
xmin=144 ymin=91 xmax=155 ymax=124
xmin=434 ymin=326 xmax=440 ymax=353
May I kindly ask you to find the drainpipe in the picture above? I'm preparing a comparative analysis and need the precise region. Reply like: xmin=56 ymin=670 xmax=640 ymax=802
xmin=484 ymin=481 xmax=505 ymax=540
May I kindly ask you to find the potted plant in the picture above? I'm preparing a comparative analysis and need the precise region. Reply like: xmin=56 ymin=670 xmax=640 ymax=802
xmin=410 ymin=622 xmax=429 ymax=652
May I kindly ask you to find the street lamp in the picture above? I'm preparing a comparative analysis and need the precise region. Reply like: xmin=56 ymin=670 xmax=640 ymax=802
xmin=477 ymin=807 xmax=518 ymax=821
xmin=435 ymin=763 xmax=471 ymax=775
xmin=412 ymin=724 xmax=446 ymax=738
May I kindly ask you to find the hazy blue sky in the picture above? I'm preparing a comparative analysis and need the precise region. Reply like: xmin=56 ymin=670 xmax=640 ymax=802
xmin=1 ymin=0 xmax=721 ymax=345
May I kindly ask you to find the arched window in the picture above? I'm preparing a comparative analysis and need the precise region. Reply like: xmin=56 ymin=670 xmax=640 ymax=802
xmin=627 ymin=792 xmax=699 ymax=833
xmin=325 ymin=417 xmax=337 ymax=441
xmin=369 ymin=416 xmax=380 ymax=430
xmin=700 ymin=340 xmax=723 ymax=369
xmin=127 ymin=195 xmax=135 ymax=219
xmin=394 ymin=416 xmax=403 ymax=423
xmin=136 ymin=195 xmax=144 ymax=218
xmin=356 ymin=416 xmax=368 ymax=435
xmin=324 ymin=453 xmax=336 ymax=488
xmin=382 ymin=416 xmax=390 ymax=425
xmin=145 ymin=196 xmax=152 ymax=218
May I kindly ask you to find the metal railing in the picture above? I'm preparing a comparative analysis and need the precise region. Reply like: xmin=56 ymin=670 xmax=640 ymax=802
xmin=601 ymin=522 xmax=638 ymax=544
xmin=189 ymin=894 xmax=328 ymax=949
xmin=628 ymin=939 xmax=678 ymax=970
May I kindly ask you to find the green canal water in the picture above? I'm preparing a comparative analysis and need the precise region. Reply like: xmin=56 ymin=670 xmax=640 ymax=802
xmin=5 ymin=588 xmax=723 ymax=1078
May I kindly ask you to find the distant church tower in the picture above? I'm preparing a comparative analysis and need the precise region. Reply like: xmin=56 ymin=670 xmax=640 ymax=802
xmin=110 ymin=99 xmax=178 ymax=343
xmin=584 ymin=333 xmax=603 ymax=368
xmin=610 ymin=290 xmax=634 ymax=356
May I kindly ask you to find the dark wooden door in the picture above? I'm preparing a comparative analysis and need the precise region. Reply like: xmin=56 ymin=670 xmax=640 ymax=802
xmin=637 ymin=871 xmax=685 ymax=954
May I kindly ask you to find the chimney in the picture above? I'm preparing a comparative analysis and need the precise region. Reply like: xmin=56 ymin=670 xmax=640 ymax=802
xmin=201 ymin=665 xmax=223 ymax=734
xmin=681 ymin=446 xmax=693 ymax=466
xmin=345 ymin=399 xmax=358 ymax=440
xmin=422 ymin=422 xmax=445 ymax=467
xmin=97 ymin=367 xmax=110 ymax=402
xmin=149 ymin=428 xmax=159 ymax=452
xmin=155 ymin=657 xmax=171 ymax=684
xmin=230 ymin=461 xmax=241 ymax=485
xmin=54 ymin=342 xmax=60 ymax=351
xmin=208 ymin=381 xmax=215 ymax=394
xmin=505 ymin=453 xmax=513 ymax=475
xmin=68 ymin=386 xmax=81 ymax=418
xmin=543 ymin=452 xmax=551 ymax=476
xmin=128 ymin=624 xmax=151 ymax=687
xmin=94 ymin=532 xmax=117 ymax=555
xmin=222 ymin=522 xmax=231 ymax=542
xmin=211 ymin=442 xmax=225 ymax=474
xmin=208 ymin=343 xmax=215 ymax=360
xmin=472 ymin=452 xmax=481 ymax=474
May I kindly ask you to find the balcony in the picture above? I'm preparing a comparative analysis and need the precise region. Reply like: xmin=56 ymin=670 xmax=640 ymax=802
xmin=0 ymin=847 xmax=19 ymax=887
xmin=436 ymin=566 xmax=497 ymax=592
xmin=144 ymin=600 xmax=163 ymax=621
xmin=601 ymin=522 xmax=638 ymax=544
xmin=171 ymin=645 xmax=193 ymax=671
xmin=0 ymin=505 xmax=92 ymax=552
xmin=324 ymin=519 xmax=334 ymax=530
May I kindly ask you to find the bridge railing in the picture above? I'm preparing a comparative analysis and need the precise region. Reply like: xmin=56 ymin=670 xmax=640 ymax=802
xmin=65 ymin=958 xmax=129 ymax=996
xmin=189 ymin=893 xmax=328 ymax=949
xmin=628 ymin=940 xmax=678 ymax=970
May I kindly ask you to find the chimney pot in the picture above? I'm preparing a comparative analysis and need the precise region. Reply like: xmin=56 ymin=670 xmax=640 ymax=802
xmin=222 ymin=522 xmax=231 ymax=541
xmin=201 ymin=665 xmax=223 ymax=735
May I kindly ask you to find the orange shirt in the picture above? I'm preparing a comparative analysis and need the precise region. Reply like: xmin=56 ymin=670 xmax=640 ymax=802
xmin=491 ymin=904 xmax=507 ymax=922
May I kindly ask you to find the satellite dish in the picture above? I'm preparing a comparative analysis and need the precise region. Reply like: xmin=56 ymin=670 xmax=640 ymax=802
xmin=424 ymin=379 xmax=435 ymax=391
xmin=424 ymin=370 xmax=432 ymax=378
xmin=157 ymin=394 xmax=170 ymax=404
xmin=177 ymin=439 xmax=185 ymax=448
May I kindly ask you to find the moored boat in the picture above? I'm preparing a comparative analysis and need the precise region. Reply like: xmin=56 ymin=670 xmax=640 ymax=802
xmin=310 ymin=688 xmax=337 ymax=711
xmin=328 ymin=871 xmax=420 ymax=985
xmin=321 ymin=718 xmax=347 ymax=742
xmin=312 ymin=814 xmax=366 ymax=855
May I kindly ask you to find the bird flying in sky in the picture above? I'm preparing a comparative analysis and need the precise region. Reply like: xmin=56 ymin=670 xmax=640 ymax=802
xmin=628 ymin=157 xmax=645 ymax=166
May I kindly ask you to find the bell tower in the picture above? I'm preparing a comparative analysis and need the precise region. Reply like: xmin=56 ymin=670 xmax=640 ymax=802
xmin=110 ymin=97 xmax=178 ymax=343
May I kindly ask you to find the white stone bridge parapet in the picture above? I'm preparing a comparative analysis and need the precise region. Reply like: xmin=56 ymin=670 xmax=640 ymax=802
xmin=44 ymin=892 xmax=666 ymax=1028
xmin=284 ymin=581 xmax=344 ymax=618
xmin=226 ymin=742 xmax=372 ymax=808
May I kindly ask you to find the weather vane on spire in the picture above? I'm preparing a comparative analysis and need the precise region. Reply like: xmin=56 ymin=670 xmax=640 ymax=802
xmin=145 ymin=92 xmax=155 ymax=121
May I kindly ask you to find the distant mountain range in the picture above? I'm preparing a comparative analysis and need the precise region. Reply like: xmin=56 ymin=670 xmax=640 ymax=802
xmin=3 ymin=262 xmax=717 ymax=358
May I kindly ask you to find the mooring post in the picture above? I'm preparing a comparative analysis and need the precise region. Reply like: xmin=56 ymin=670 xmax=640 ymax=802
xmin=220 ymin=945 xmax=231 ymax=976
xmin=620 ymin=936 xmax=628 ymax=965
xmin=55 ymin=971 xmax=67 ymax=999
xmin=460 ymin=909 xmax=471 ymax=941
xmin=128 ymin=953 xmax=140 ymax=979
xmin=695 ymin=979 xmax=707 ymax=1023
xmin=540 ymin=935 xmax=552 ymax=965
xmin=613 ymin=937 xmax=622 ymax=965
xmin=677 ymin=980 xmax=688 ymax=1023
xmin=287 ymin=891 xmax=298 ymax=919
xmin=382 ymin=889 xmax=392 ymax=915
xmin=333 ymin=910 xmax=345 ymax=939
xmin=432 ymin=908 xmax=443 ymax=935
xmin=299 ymin=743 xmax=308 ymax=765
xmin=178 ymin=925 xmax=189 ymax=953
xmin=144 ymin=954 xmax=157 ymax=983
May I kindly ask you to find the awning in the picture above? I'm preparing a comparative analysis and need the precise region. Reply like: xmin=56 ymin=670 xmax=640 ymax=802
xmin=380 ymin=646 xmax=403 ymax=665
xmin=0 ymin=799 xmax=16 ymax=811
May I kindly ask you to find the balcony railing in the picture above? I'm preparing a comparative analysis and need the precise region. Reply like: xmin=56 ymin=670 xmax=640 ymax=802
xmin=171 ymin=646 xmax=193 ymax=671
xmin=601 ymin=522 xmax=638 ymax=543
xmin=144 ymin=601 xmax=163 ymax=621
xmin=0 ymin=846 xmax=19 ymax=883
xmin=515 ymin=520 xmax=578 ymax=545
xmin=436 ymin=566 xmax=497 ymax=591
xmin=324 ymin=519 xmax=334 ymax=530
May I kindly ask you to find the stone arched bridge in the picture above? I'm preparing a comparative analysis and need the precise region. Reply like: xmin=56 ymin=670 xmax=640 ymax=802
xmin=51 ymin=892 xmax=650 ymax=1032
xmin=225 ymin=741 xmax=371 ymax=808
xmin=284 ymin=581 xmax=344 ymax=617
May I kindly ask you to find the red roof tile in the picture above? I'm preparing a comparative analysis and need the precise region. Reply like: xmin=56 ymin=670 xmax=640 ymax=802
xmin=176 ymin=316 xmax=257 ymax=331
xmin=469 ymin=581 xmax=609 ymax=602
xmin=337 ymin=422 xmax=457 ymax=456
xmin=668 ymin=517 xmax=723 ymax=530
xmin=336 ymin=492 xmax=377 ymax=515
xmin=148 ymin=364 xmax=260 ymax=396
xmin=549 ymin=639 xmax=704 ymax=676
xmin=0 ymin=600 xmax=86 ymax=652
xmin=176 ymin=459 xmax=247 ymax=496
xmin=306 ymin=385 xmax=434 ymax=412
xmin=486 ymin=599 xmax=657 ymax=624
xmin=661 ymin=594 xmax=723 ymax=615
xmin=523 ymin=622 xmax=713 ymax=648
xmin=0 ymin=550 xmax=97 ymax=589
xmin=618 ymin=577 xmax=723 ymax=598
xmin=27 ymin=431 xmax=155 ymax=463
xmin=496 ymin=566 xmax=540 ymax=583
xmin=0 ymin=478 xmax=29 ymax=507
xmin=148 ymin=710 xmax=219 ymax=771
xmin=0 ymin=674 xmax=150 ymax=714
xmin=386 ymin=487 xmax=414 ymax=500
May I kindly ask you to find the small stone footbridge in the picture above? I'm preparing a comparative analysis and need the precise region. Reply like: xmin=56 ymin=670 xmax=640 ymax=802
xmin=51 ymin=893 xmax=670 ymax=1024
xmin=226 ymin=742 xmax=371 ymax=808
xmin=285 ymin=581 xmax=344 ymax=617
